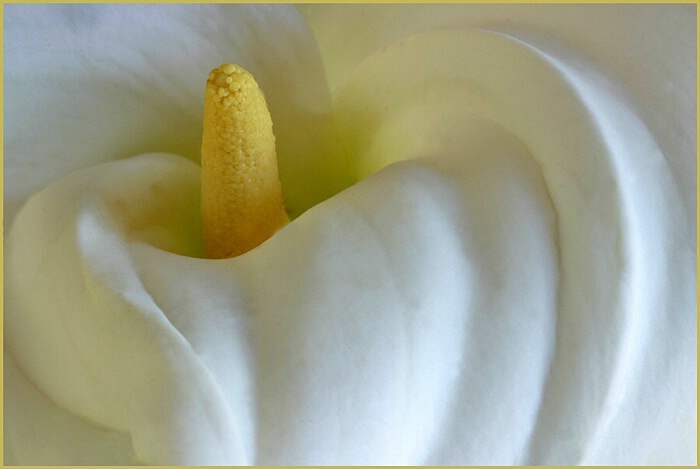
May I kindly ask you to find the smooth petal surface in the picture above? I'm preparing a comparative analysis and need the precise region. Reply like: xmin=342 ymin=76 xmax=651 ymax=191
xmin=331 ymin=28 xmax=695 ymax=464
xmin=4 ymin=4 xmax=341 ymax=464
xmin=4 ymin=4 xmax=348 ymax=226
xmin=5 ymin=4 xmax=696 ymax=466
xmin=300 ymin=4 xmax=697 ymax=227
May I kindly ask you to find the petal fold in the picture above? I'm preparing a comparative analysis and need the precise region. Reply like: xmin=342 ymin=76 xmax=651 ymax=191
xmin=4 ymin=4 xmax=350 ymax=226
xmin=5 ymin=5 xmax=695 ymax=466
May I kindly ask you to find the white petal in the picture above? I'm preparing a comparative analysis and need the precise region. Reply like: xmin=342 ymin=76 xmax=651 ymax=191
xmin=4 ymin=354 xmax=137 ymax=465
xmin=4 ymin=4 xmax=348 ymax=226
xmin=331 ymin=28 xmax=695 ymax=464
xmin=4 ymin=5 xmax=336 ymax=463
xmin=300 ymin=4 xmax=696 ymax=228
xmin=6 ymin=5 xmax=695 ymax=466
xmin=6 ymin=153 xmax=249 ymax=464
xmin=7 ymin=28 xmax=694 ymax=464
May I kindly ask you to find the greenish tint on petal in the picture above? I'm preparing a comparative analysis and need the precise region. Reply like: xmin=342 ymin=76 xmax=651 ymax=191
xmin=3 ymin=3 xmax=349 ymax=463
xmin=332 ymin=28 xmax=694 ymax=464
xmin=300 ymin=3 xmax=696 ymax=226
xmin=6 ymin=154 xmax=249 ymax=464
xmin=4 ymin=4 xmax=696 ymax=466
xmin=4 ymin=355 xmax=138 ymax=465
xmin=4 ymin=4 xmax=352 ymax=226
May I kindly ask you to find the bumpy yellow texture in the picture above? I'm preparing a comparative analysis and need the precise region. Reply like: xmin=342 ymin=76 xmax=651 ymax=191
xmin=201 ymin=64 xmax=289 ymax=259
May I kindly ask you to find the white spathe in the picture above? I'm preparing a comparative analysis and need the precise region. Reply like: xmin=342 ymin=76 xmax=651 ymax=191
xmin=4 ymin=4 xmax=696 ymax=466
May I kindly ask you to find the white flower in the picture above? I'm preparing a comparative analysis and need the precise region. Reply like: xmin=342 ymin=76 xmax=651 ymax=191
xmin=4 ymin=4 xmax=696 ymax=465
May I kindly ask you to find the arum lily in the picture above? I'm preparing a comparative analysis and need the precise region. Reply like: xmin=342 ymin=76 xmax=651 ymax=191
xmin=4 ymin=4 xmax=696 ymax=465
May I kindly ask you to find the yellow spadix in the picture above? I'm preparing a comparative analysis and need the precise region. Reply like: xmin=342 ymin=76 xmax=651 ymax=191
xmin=201 ymin=64 xmax=289 ymax=259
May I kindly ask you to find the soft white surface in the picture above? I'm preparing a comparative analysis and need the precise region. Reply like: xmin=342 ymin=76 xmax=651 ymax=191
xmin=4 ymin=4 xmax=696 ymax=465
